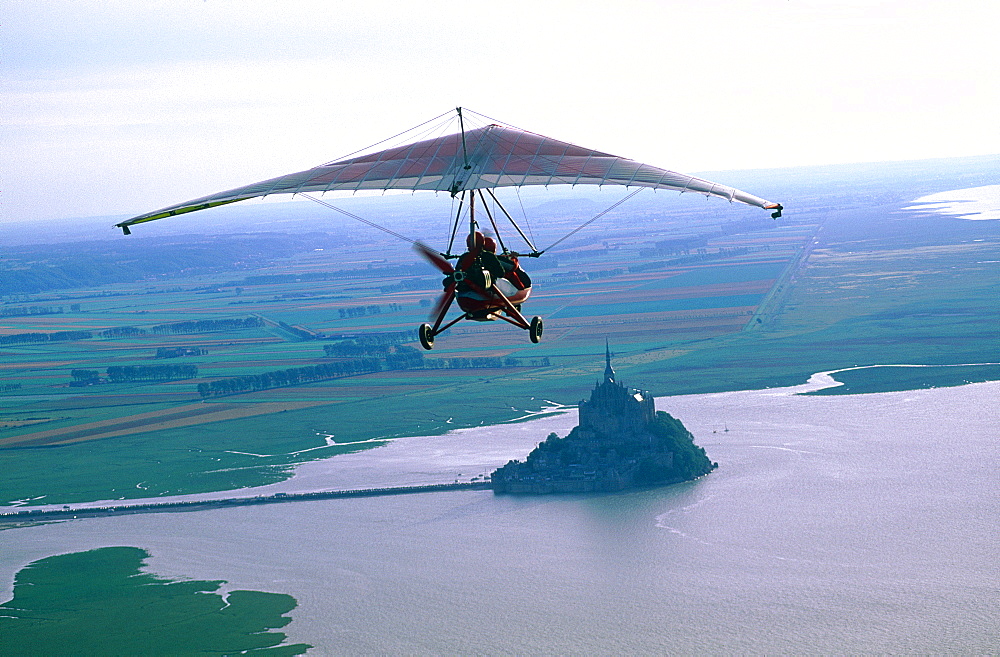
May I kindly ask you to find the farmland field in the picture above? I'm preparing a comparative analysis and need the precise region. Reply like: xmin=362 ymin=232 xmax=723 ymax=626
xmin=2 ymin=155 xmax=998 ymax=505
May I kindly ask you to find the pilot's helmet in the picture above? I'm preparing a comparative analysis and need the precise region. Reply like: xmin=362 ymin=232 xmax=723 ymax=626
xmin=483 ymin=236 xmax=497 ymax=253
xmin=466 ymin=231 xmax=485 ymax=250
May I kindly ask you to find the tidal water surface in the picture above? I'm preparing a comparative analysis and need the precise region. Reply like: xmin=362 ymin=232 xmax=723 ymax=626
xmin=3 ymin=377 xmax=998 ymax=653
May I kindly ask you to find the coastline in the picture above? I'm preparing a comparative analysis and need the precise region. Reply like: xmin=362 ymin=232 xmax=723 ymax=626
xmin=6 ymin=367 xmax=998 ymax=515
xmin=0 ymin=482 xmax=491 ymax=523
xmin=2 ymin=376 xmax=998 ymax=653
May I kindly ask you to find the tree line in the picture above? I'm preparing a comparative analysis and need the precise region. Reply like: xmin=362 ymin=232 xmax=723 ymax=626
xmin=106 ymin=365 xmax=198 ymax=382
xmin=196 ymin=342 xmax=549 ymax=399
xmin=71 ymin=369 xmax=101 ymax=382
xmin=421 ymin=356 xmax=551 ymax=369
xmin=197 ymin=359 xmax=381 ymax=398
xmin=101 ymin=326 xmax=147 ymax=338
xmin=338 ymin=305 xmax=389 ymax=319
xmin=277 ymin=321 xmax=315 ymax=340
xmin=0 ymin=305 xmax=67 ymax=317
xmin=322 ymin=332 xmax=415 ymax=357
xmin=151 ymin=317 xmax=263 ymax=334
xmin=0 ymin=331 xmax=92 ymax=345
xmin=155 ymin=346 xmax=207 ymax=358
xmin=324 ymin=341 xmax=549 ymax=369
xmin=69 ymin=365 xmax=198 ymax=385
xmin=100 ymin=318 xmax=264 ymax=338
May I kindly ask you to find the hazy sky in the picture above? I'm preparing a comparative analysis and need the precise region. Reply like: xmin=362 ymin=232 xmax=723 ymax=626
xmin=3 ymin=0 xmax=997 ymax=222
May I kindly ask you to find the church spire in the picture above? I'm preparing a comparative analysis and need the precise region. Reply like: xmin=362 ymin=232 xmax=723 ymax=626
xmin=604 ymin=338 xmax=615 ymax=383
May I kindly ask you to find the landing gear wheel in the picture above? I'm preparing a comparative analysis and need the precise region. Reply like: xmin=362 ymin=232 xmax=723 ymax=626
xmin=418 ymin=323 xmax=435 ymax=350
xmin=529 ymin=316 xmax=544 ymax=343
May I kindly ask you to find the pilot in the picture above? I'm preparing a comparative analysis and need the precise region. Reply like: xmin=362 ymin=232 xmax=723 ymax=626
xmin=457 ymin=231 xmax=505 ymax=289
xmin=453 ymin=231 xmax=507 ymax=319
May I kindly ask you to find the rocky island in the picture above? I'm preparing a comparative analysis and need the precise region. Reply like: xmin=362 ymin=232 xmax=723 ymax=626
xmin=492 ymin=345 xmax=717 ymax=494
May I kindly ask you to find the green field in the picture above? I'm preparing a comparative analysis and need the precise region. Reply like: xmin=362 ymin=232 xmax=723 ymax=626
xmin=0 ymin=547 xmax=310 ymax=655
xmin=2 ymin=156 xmax=998 ymax=506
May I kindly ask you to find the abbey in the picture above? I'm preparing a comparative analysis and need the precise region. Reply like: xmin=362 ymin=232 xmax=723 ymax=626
xmin=491 ymin=345 xmax=717 ymax=494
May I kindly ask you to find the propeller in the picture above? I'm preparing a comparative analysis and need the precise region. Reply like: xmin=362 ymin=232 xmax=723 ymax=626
xmin=414 ymin=242 xmax=453 ymax=274
xmin=432 ymin=283 xmax=457 ymax=321
xmin=415 ymin=242 xmax=456 ymax=322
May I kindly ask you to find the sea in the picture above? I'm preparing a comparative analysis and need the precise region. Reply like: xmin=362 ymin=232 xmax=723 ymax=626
xmin=2 ymin=374 xmax=998 ymax=654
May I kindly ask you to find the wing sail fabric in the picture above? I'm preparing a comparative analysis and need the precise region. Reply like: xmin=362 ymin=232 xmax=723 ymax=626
xmin=117 ymin=124 xmax=780 ymax=229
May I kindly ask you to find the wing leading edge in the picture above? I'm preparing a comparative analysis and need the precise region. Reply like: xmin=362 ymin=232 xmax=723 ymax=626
xmin=116 ymin=123 xmax=781 ymax=231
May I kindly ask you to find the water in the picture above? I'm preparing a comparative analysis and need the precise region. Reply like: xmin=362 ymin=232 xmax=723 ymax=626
xmin=908 ymin=184 xmax=1000 ymax=220
xmin=3 ymin=377 xmax=999 ymax=653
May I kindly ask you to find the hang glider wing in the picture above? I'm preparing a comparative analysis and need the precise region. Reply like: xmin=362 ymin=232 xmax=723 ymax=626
xmin=116 ymin=123 xmax=781 ymax=232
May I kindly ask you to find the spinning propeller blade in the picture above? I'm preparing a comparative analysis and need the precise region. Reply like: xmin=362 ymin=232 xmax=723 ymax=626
xmin=414 ymin=242 xmax=453 ymax=274
xmin=431 ymin=282 xmax=456 ymax=322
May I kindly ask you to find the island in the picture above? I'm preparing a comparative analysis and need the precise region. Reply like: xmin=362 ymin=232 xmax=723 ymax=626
xmin=492 ymin=345 xmax=717 ymax=494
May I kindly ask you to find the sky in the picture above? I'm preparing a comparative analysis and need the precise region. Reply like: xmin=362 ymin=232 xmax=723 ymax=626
xmin=2 ymin=0 xmax=998 ymax=223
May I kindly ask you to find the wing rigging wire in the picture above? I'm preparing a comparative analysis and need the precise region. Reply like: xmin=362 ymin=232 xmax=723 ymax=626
xmin=461 ymin=108 xmax=530 ymax=134
xmin=300 ymin=108 xmax=468 ymax=252
xmin=300 ymin=183 xmax=646 ymax=262
xmin=300 ymin=193 xmax=418 ymax=245
xmin=536 ymin=188 xmax=645 ymax=254
xmin=513 ymin=187 xmax=536 ymax=246
xmin=320 ymin=109 xmax=456 ymax=165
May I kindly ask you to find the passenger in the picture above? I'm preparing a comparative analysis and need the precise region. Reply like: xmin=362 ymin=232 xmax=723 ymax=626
xmin=484 ymin=237 xmax=531 ymax=291
xmin=454 ymin=232 xmax=532 ymax=319
xmin=476 ymin=235 xmax=506 ymax=282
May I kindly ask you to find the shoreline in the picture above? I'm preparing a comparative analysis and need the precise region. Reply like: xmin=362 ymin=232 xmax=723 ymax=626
xmin=0 ymin=482 xmax=492 ymax=524
xmin=5 ymin=367 xmax=998 ymax=515
xmin=2 ymin=377 xmax=998 ymax=652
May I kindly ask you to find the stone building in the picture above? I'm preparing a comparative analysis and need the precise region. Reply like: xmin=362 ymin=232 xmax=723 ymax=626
xmin=491 ymin=343 xmax=716 ymax=494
